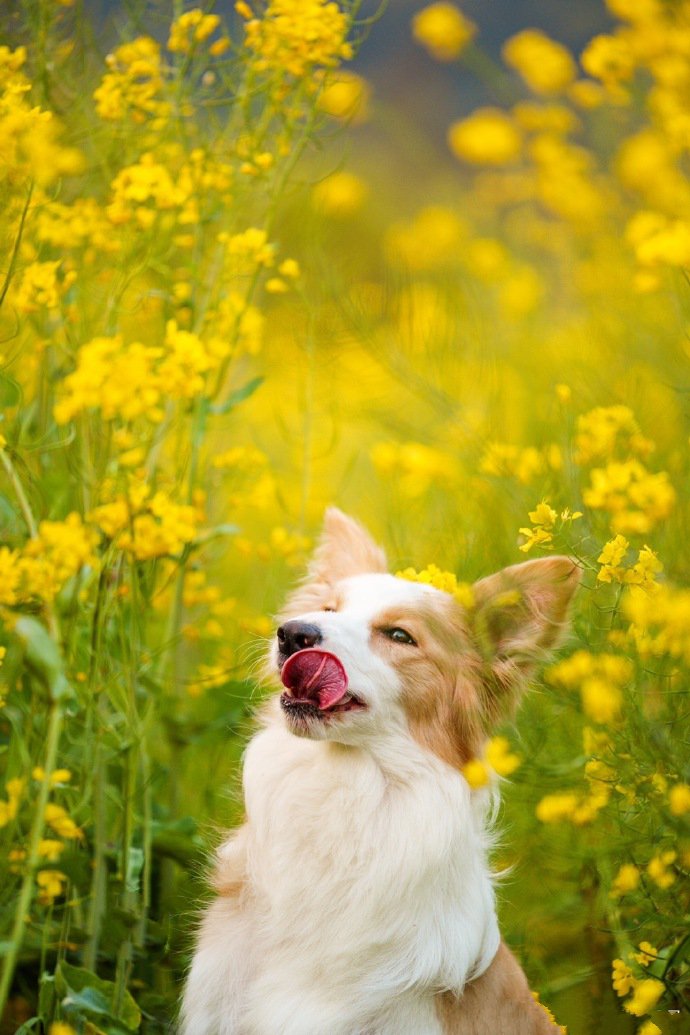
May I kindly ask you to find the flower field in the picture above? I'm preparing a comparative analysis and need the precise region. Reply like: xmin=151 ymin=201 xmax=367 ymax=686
xmin=1 ymin=0 xmax=690 ymax=1032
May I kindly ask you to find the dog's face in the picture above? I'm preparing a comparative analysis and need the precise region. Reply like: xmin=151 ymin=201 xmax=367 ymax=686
xmin=271 ymin=509 xmax=580 ymax=768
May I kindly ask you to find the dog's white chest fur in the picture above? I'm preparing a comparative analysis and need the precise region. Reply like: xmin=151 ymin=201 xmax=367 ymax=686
xmin=230 ymin=725 xmax=499 ymax=1034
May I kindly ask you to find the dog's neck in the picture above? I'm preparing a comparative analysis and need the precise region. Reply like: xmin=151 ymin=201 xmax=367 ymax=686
xmin=240 ymin=718 xmax=500 ymax=1024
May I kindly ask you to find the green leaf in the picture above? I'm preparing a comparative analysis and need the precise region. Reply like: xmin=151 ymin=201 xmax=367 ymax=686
xmin=14 ymin=616 xmax=74 ymax=702
xmin=210 ymin=375 xmax=264 ymax=414
xmin=56 ymin=961 xmax=141 ymax=1032
xmin=151 ymin=815 xmax=204 ymax=867
xmin=14 ymin=1019 xmax=41 ymax=1034
xmin=0 ymin=372 xmax=20 ymax=407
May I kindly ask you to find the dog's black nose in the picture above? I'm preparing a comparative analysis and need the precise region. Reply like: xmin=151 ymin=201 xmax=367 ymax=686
xmin=277 ymin=620 xmax=323 ymax=657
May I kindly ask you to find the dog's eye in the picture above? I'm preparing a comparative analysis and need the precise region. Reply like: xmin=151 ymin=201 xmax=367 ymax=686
xmin=384 ymin=627 xmax=417 ymax=646
xmin=322 ymin=605 xmax=336 ymax=612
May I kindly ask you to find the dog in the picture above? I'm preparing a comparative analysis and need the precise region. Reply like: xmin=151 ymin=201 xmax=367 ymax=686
xmin=181 ymin=508 xmax=579 ymax=1034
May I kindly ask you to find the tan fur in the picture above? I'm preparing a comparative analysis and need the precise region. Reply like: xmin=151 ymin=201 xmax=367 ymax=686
xmin=435 ymin=943 xmax=562 ymax=1034
xmin=371 ymin=599 xmax=487 ymax=769
xmin=282 ymin=508 xmax=387 ymax=617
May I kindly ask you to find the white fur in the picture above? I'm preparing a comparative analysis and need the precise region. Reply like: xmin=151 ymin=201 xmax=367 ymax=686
xmin=180 ymin=573 xmax=500 ymax=1035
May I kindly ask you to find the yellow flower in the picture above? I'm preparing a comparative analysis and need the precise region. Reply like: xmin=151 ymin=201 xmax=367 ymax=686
xmin=461 ymin=758 xmax=489 ymax=789
xmin=610 ymin=863 xmax=640 ymax=897
xmin=49 ymin=1024 xmax=77 ymax=1035
xmin=518 ymin=499 xmax=558 ymax=553
xmin=11 ymin=514 xmax=99 ymax=603
xmin=412 ymin=3 xmax=476 ymax=62
xmin=317 ymin=70 xmax=370 ymax=122
xmin=647 ymin=850 xmax=676 ymax=889
xmin=623 ymin=583 xmax=690 ymax=664
xmin=528 ymin=501 xmax=557 ymax=527
xmin=623 ymin=978 xmax=665 ymax=1016
xmin=503 ymin=30 xmax=576 ymax=95
xmin=574 ymin=405 xmax=653 ymax=465
xmin=485 ymin=735 xmax=521 ymax=777
xmin=312 ymin=171 xmax=368 ymax=215
xmin=669 ymin=783 xmax=690 ymax=816
xmin=39 ymin=839 xmax=65 ymax=862
xmin=536 ymin=793 xmax=579 ymax=823
xmin=396 ymin=563 xmax=474 ymax=608
xmin=12 ymin=260 xmax=64 ymax=312
xmin=385 ymin=205 xmax=467 ymax=271
xmin=0 ymin=547 xmax=21 ymax=605
xmin=448 ymin=108 xmax=522 ymax=165
xmin=32 ymin=767 xmax=72 ymax=785
xmin=44 ymin=803 xmax=83 ymax=840
xmin=598 ymin=534 xmax=629 ymax=568
xmin=584 ymin=460 xmax=675 ymax=536
xmin=634 ymin=942 xmax=659 ymax=966
xmin=581 ymin=33 xmax=636 ymax=88
xmin=240 ymin=0 xmax=353 ymax=79
xmin=36 ymin=868 xmax=68 ymax=905
xmin=612 ymin=959 xmax=635 ymax=997
xmin=94 ymin=37 xmax=168 ymax=122
xmin=462 ymin=736 xmax=521 ymax=788
xmin=580 ymin=676 xmax=623 ymax=724
xmin=637 ymin=1022 xmax=662 ymax=1035
xmin=168 ymin=9 xmax=221 ymax=54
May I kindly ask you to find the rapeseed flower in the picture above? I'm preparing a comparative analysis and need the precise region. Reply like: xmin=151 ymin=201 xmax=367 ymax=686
xmin=317 ymin=71 xmax=370 ymax=122
xmin=647 ymin=851 xmax=676 ymax=889
xmin=94 ymin=37 xmax=168 ymax=122
xmin=610 ymin=863 xmax=641 ymax=897
xmin=623 ymin=978 xmax=665 ymax=1016
xmin=669 ymin=783 xmax=690 ymax=815
xmin=503 ymin=30 xmax=576 ymax=96
xmin=239 ymin=0 xmax=352 ymax=79
xmin=448 ymin=108 xmax=522 ymax=165
xmin=168 ymin=9 xmax=221 ymax=54
xmin=612 ymin=958 xmax=636 ymax=996
xmin=312 ymin=170 xmax=368 ymax=215
xmin=396 ymin=564 xmax=474 ymax=608
xmin=462 ymin=736 xmax=522 ymax=788
xmin=36 ymin=869 xmax=68 ymax=905
xmin=412 ymin=3 xmax=476 ymax=62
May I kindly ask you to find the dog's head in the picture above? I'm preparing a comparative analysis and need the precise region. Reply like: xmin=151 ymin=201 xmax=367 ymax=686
xmin=270 ymin=509 xmax=580 ymax=767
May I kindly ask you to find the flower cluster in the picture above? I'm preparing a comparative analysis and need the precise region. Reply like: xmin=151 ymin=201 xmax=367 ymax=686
xmin=396 ymin=563 xmax=475 ymax=608
xmin=238 ymin=0 xmax=353 ymax=79
xmin=0 ymin=515 xmax=98 ymax=605
xmin=93 ymin=37 xmax=168 ymax=122
xmin=89 ymin=482 xmax=201 ymax=561
xmin=54 ymin=322 xmax=233 ymax=425
xmin=461 ymin=736 xmax=521 ymax=789
xmin=546 ymin=650 xmax=633 ymax=725
xmin=596 ymin=536 xmax=662 ymax=586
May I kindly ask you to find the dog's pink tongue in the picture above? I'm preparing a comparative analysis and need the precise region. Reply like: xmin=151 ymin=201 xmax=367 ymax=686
xmin=281 ymin=649 xmax=348 ymax=709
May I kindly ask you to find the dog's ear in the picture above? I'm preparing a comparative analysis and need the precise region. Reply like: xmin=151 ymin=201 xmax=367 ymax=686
xmin=281 ymin=508 xmax=387 ymax=616
xmin=470 ymin=556 xmax=580 ymax=717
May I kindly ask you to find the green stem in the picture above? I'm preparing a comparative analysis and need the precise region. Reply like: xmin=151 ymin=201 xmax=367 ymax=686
xmin=83 ymin=733 xmax=106 ymax=972
xmin=0 ymin=700 xmax=64 ymax=1018
xmin=0 ymin=181 xmax=33 ymax=312
xmin=0 ymin=445 xmax=38 ymax=538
